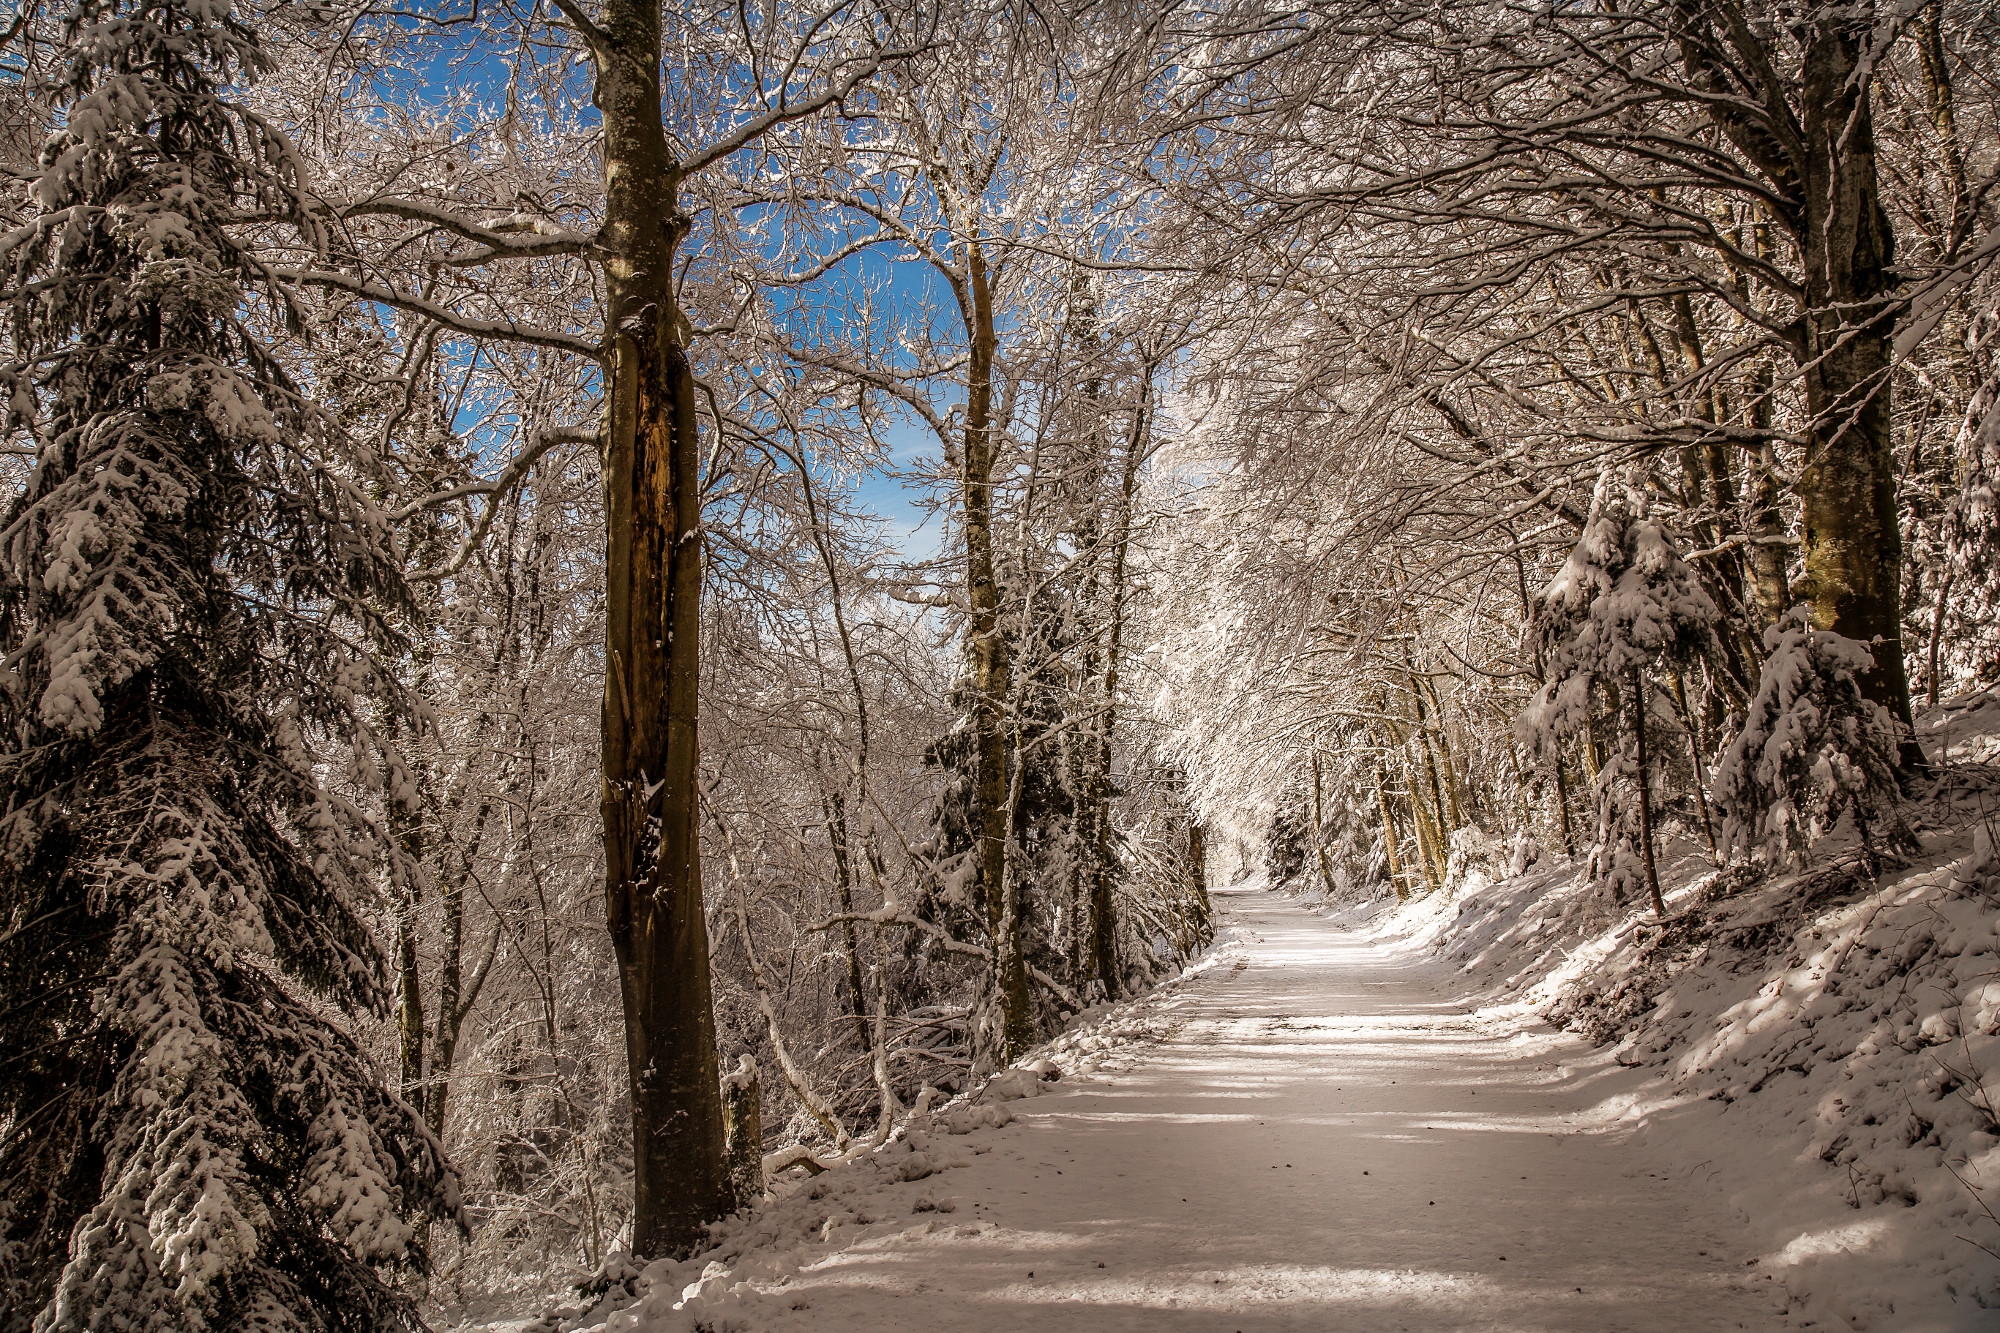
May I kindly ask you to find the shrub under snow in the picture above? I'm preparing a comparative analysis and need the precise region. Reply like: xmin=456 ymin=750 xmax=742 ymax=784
xmin=1712 ymin=607 xmax=1906 ymax=867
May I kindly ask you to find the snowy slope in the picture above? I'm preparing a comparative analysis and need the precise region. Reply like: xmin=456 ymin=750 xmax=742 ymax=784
xmin=1349 ymin=692 xmax=2000 ymax=1329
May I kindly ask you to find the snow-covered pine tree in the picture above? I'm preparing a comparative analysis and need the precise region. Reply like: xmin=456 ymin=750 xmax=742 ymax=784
xmin=0 ymin=1 xmax=461 ymax=1329
xmin=1710 ymin=607 xmax=1908 ymax=870
xmin=1519 ymin=478 xmax=1718 ymax=916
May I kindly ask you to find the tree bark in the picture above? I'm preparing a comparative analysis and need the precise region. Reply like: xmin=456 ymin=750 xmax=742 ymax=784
xmin=1630 ymin=668 xmax=1666 ymax=918
xmin=721 ymin=1057 xmax=763 ymax=1209
xmin=1085 ymin=373 xmax=1152 ymax=1001
xmin=958 ymin=239 xmax=1034 ymax=1062
xmin=392 ymin=883 xmax=424 ymax=1115
xmin=1186 ymin=817 xmax=1212 ymax=925
xmin=1374 ymin=760 xmax=1408 ymax=901
xmin=823 ymin=787 xmax=873 ymax=1055
xmin=1675 ymin=2 xmax=1924 ymax=768
xmin=1744 ymin=433 xmax=1792 ymax=631
xmin=1793 ymin=24 xmax=1924 ymax=767
xmin=594 ymin=0 xmax=730 ymax=1257
xmin=1310 ymin=750 xmax=1337 ymax=896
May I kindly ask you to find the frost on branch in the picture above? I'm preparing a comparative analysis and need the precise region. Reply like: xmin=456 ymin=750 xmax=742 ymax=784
xmin=1710 ymin=608 xmax=1907 ymax=870
xmin=1518 ymin=478 xmax=1717 ymax=911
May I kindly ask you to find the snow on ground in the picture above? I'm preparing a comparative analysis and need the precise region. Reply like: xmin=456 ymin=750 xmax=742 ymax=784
xmin=458 ymin=695 xmax=2000 ymax=1333
xmin=476 ymin=896 xmax=1790 ymax=1332
xmin=1343 ymin=692 xmax=2000 ymax=1331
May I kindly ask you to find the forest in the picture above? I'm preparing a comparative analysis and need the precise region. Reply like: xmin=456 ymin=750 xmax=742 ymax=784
xmin=2 ymin=0 xmax=1999 ymax=1329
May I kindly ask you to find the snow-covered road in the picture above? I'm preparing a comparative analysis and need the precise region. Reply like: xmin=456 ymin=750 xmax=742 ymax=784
xmin=691 ymin=884 xmax=1792 ymax=1331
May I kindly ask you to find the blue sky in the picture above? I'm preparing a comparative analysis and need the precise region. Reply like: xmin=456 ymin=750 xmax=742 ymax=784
xmin=851 ymin=413 xmax=945 ymax=562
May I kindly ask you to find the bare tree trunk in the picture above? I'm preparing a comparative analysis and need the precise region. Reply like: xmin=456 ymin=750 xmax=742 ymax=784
xmin=1084 ymin=372 xmax=1152 ymax=1001
xmin=721 ymin=1057 xmax=763 ymax=1208
xmin=1186 ymin=817 xmax=1212 ymax=928
xmin=1407 ymin=674 xmax=1456 ymax=837
xmin=428 ymin=754 xmax=499 ymax=1138
xmin=1793 ymin=40 xmax=1924 ymax=768
xmin=1743 ymin=432 xmax=1792 ymax=631
xmin=428 ymin=820 xmax=465 ymax=1131
xmin=1407 ymin=772 xmax=1444 ymax=895
xmin=392 ymin=882 xmax=424 ymax=1115
xmin=957 ymin=240 xmax=1033 ymax=1062
xmin=1676 ymin=5 xmax=1924 ymax=769
xmin=592 ymin=0 xmax=729 ymax=1256
xmin=823 ymin=788 xmax=873 ymax=1056
xmin=1374 ymin=761 xmax=1408 ymax=901
xmin=1552 ymin=748 xmax=1577 ymax=857
xmin=1927 ymin=567 xmax=1955 ymax=707
xmin=1310 ymin=750 xmax=1337 ymax=895
xmin=1630 ymin=667 xmax=1666 ymax=917
xmin=1417 ymin=673 xmax=1468 ymax=827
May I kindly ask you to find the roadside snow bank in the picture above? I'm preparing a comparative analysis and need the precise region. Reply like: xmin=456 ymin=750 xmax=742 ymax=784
xmin=1329 ymin=697 xmax=2000 ymax=1329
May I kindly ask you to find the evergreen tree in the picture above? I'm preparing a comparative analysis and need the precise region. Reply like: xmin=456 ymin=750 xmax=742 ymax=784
xmin=0 ymin=1 xmax=461 ymax=1328
xmin=917 ymin=584 xmax=1091 ymax=1053
xmin=1519 ymin=479 xmax=1718 ymax=915
xmin=1711 ymin=608 xmax=1908 ymax=870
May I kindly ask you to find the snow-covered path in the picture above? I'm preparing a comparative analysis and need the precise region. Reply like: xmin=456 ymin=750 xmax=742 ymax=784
xmin=714 ymin=884 xmax=1794 ymax=1332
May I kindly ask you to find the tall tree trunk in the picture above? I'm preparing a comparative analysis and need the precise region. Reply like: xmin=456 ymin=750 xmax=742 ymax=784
xmin=388 ymin=768 xmax=426 ymax=1115
xmin=1403 ymin=664 xmax=1457 ymax=836
xmin=1744 ymin=433 xmax=1792 ymax=631
xmin=594 ymin=0 xmax=729 ymax=1257
xmin=1406 ymin=771 xmax=1444 ymax=894
xmin=1186 ymin=817 xmax=1212 ymax=926
xmin=428 ymin=825 xmax=464 ymax=1134
xmin=1310 ymin=750 xmax=1337 ymax=895
xmin=1374 ymin=762 xmax=1408 ymax=900
xmin=1551 ymin=747 xmax=1577 ymax=857
xmin=393 ymin=882 xmax=424 ymax=1115
xmin=1680 ymin=5 xmax=1922 ymax=766
xmin=1086 ymin=372 xmax=1152 ymax=1001
xmin=428 ymin=781 xmax=502 ymax=1138
xmin=1793 ymin=23 xmax=1925 ymax=768
xmin=425 ymin=708 xmax=498 ymax=1139
xmin=1630 ymin=668 xmax=1666 ymax=917
xmin=958 ymin=240 xmax=1033 ymax=1062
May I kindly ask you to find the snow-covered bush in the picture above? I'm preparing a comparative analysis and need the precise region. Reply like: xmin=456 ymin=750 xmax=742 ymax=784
xmin=1262 ymin=802 xmax=1314 ymax=886
xmin=1444 ymin=824 xmax=1506 ymax=895
xmin=1711 ymin=607 xmax=1906 ymax=868
xmin=1519 ymin=478 xmax=1718 ymax=912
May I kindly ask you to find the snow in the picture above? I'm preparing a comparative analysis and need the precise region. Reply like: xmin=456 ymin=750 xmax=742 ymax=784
xmin=475 ymin=888 xmax=1820 ymax=1333
xmin=1710 ymin=608 xmax=1902 ymax=864
xmin=446 ymin=692 xmax=2000 ymax=1333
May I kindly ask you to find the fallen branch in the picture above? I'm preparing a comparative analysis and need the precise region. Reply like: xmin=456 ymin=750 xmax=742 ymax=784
xmin=1028 ymin=963 xmax=1082 ymax=1010
xmin=811 ymin=907 xmax=989 ymax=960
xmin=761 ymin=1145 xmax=832 ymax=1178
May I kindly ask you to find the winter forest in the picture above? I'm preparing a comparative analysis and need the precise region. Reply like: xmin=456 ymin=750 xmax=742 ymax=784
xmin=6 ymin=0 xmax=2000 ymax=1328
